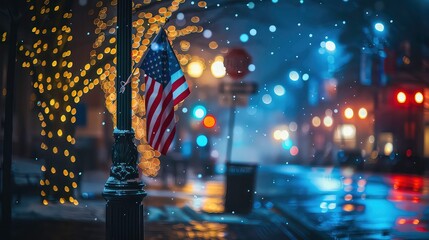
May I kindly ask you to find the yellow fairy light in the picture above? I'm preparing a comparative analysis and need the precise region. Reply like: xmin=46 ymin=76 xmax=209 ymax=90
xmin=42 ymin=199 xmax=48 ymax=205
xmin=53 ymin=185 xmax=58 ymax=191
xmin=57 ymin=129 xmax=63 ymax=137
xmin=63 ymin=169 xmax=69 ymax=176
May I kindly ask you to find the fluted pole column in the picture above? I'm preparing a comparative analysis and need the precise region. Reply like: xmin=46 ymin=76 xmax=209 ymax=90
xmin=103 ymin=0 xmax=146 ymax=239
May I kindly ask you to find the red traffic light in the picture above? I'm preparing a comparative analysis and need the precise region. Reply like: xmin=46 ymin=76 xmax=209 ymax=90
xmin=414 ymin=92 xmax=424 ymax=104
xmin=395 ymin=90 xmax=424 ymax=104
xmin=396 ymin=91 xmax=406 ymax=104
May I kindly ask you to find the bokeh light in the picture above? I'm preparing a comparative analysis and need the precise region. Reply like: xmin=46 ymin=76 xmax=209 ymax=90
xmin=193 ymin=105 xmax=207 ymax=119
xmin=374 ymin=22 xmax=385 ymax=32
xmin=289 ymin=71 xmax=300 ymax=81
xmin=203 ymin=114 xmax=216 ymax=128
xmin=187 ymin=61 xmax=204 ymax=78
xmin=262 ymin=94 xmax=272 ymax=104
xmin=211 ymin=56 xmax=226 ymax=78
xmin=344 ymin=107 xmax=354 ymax=119
xmin=358 ymin=108 xmax=368 ymax=119
xmin=325 ymin=40 xmax=336 ymax=51
xmin=274 ymin=85 xmax=285 ymax=96
xmin=196 ymin=134 xmax=208 ymax=147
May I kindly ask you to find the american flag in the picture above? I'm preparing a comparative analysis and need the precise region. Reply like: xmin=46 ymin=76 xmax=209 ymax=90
xmin=139 ymin=28 xmax=190 ymax=155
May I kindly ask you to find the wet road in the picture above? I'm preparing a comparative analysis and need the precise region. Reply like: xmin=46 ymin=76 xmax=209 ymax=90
xmin=255 ymin=165 xmax=429 ymax=239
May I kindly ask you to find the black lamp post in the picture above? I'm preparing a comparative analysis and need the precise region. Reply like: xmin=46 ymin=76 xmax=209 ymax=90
xmin=102 ymin=0 xmax=146 ymax=239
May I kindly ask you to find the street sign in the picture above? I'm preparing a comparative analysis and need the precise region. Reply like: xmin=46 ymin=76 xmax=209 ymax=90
xmin=224 ymin=48 xmax=252 ymax=80
xmin=219 ymin=82 xmax=258 ymax=95
xmin=219 ymin=94 xmax=249 ymax=107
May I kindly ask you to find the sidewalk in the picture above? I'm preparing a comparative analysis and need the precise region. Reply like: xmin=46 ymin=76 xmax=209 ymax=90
xmin=8 ymin=158 xmax=309 ymax=240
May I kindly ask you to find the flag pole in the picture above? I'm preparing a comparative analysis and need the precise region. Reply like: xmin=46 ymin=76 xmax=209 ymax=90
xmin=119 ymin=17 xmax=171 ymax=94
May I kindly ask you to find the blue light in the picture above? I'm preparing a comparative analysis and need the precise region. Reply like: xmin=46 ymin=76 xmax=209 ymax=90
xmin=192 ymin=105 xmax=207 ymax=119
xmin=302 ymin=73 xmax=309 ymax=81
xmin=240 ymin=34 xmax=249 ymax=43
xmin=249 ymin=29 xmax=257 ymax=36
xmin=282 ymin=139 xmax=293 ymax=150
xmin=274 ymin=85 xmax=285 ymax=96
xmin=196 ymin=135 xmax=208 ymax=147
xmin=374 ymin=22 xmax=385 ymax=32
xmin=262 ymin=94 xmax=272 ymax=104
xmin=325 ymin=41 xmax=336 ymax=51
xmin=289 ymin=71 xmax=300 ymax=81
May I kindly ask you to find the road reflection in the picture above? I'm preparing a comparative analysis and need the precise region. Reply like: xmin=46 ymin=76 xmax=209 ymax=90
xmin=256 ymin=165 xmax=429 ymax=239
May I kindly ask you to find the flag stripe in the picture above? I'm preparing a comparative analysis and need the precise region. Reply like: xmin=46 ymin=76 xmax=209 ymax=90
xmin=161 ymin=127 xmax=176 ymax=154
xmin=174 ymin=87 xmax=191 ymax=106
xmin=172 ymin=75 xmax=190 ymax=105
xmin=145 ymin=77 xmax=163 ymax=143
xmin=151 ymin=86 xmax=174 ymax=148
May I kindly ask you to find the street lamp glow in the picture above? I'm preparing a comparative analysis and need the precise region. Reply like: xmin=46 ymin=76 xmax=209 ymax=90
xmin=210 ymin=56 xmax=226 ymax=78
xmin=344 ymin=107 xmax=354 ymax=119
xmin=341 ymin=124 xmax=356 ymax=138
xmin=374 ymin=22 xmax=385 ymax=32
xmin=273 ymin=129 xmax=289 ymax=141
xmin=312 ymin=116 xmax=321 ymax=127
xmin=384 ymin=142 xmax=393 ymax=155
xmin=325 ymin=41 xmax=336 ymax=52
xmin=358 ymin=108 xmax=368 ymax=119
xmin=187 ymin=61 xmax=204 ymax=78
xmin=415 ymin=92 xmax=424 ymax=104
xmin=323 ymin=116 xmax=333 ymax=127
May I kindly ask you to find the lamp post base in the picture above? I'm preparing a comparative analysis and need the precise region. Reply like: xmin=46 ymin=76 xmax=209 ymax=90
xmin=103 ymin=185 xmax=146 ymax=240
xmin=103 ymin=129 xmax=147 ymax=240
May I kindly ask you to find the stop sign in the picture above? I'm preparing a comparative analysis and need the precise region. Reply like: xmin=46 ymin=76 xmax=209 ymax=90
xmin=224 ymin=48 xmax=252 ymax=80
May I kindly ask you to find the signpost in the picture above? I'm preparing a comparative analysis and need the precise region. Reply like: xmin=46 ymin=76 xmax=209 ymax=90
xmin=220 ymin=48 xmax=258 ymax=214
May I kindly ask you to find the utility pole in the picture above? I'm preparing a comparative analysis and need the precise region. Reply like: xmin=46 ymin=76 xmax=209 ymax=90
xmin=102 ymin=0 xmax=146 ymax=239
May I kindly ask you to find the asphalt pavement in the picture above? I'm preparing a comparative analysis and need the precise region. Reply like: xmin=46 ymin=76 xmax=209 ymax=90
xmin=6 ymin=158 xmax=324 ymax=240
xmin=6 ymin=158 xmax=429 ymax=239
